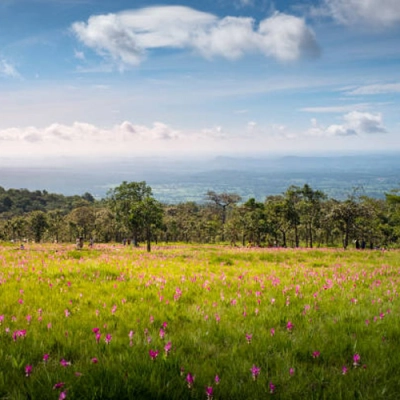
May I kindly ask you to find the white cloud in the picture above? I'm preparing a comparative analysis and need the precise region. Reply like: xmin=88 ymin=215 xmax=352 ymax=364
xmin=0 ymin=121 xmax=181 ymax=146
xmin=0 ymin=59 xmax=20 ymax=78
xmin=346 ymin=83 xmax=400 ymax=95
xmin=71 ymin=6 xmax=319 ymax=68
xmin=344 ymin=111 xmax=387 ymax=134
xmin=321 ymin=0 xmax=400 ymax=27
xmin=300 ymin=104 xmax=369 ymax=113
xmin=307 ymin=111 xmax=387 ymax=137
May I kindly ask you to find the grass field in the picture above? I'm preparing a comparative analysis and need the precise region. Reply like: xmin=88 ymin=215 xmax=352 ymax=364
xmin=0 ymin=243 xmax=399 ymax=399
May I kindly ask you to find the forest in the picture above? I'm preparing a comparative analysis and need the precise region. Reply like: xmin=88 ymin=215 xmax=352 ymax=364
xmin=0 ymin=181 xmax=400 ymax=250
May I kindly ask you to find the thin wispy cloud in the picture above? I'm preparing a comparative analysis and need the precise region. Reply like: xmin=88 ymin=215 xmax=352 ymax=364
xmin=315 ymin=0 xmax=400 ymax=27
xmin=71 ymin=6 xmax=320 ymax=69
xmin=0 ymin=59 xmax=20 ymax=78
xmin=345 ymin=83 xmax=400 ymax=95
xmin=300 ymin=104 xmax=370 ymax=113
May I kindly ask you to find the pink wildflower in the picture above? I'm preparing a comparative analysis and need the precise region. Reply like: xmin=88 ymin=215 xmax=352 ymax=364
xmin=92 ymin=327 xmax=100 ymax=334
xmin=312 ymin=351 xmax=321 ymax=359
xmin=245 ymin=333 xmax=252 ymax=344
xmin=43 ymin=353 xmax=49 ymax=362
xmin=270 ymin=328 xmax=275 ymax=336
xmin=164 ymin=341 xmax=172 ymax=354
xmin=60 ymin=359 xmax=71 ymax=367
xmin=215 ymin=375 xmax=220 ymax=385
xmin=251 ymin=365 xmax=261 ymax=380
xmin=105 ymin=334 xmax=112 ymax=344
xmin=91 ymin=357 xmax=98 ymax=364
xmin=286 ymin=321 xmax=294 ymax=331
xmin=159 ymin=328 xmax=165 ymax=339
xmin=59 ymin=391 xmax=67 ymax=400
xmin=25 ymin=365 xmax=32 ymax=377
xmin=342 ymin=366 xmax=348 ymax=375
xmin=186 ymin=373 xmax=195 ymax=388
xmin=95 ymin=333 xmax=101 ymax=343
xmin=205 ymin=386 xmax=213 ymax=399
xmin=289 ymin=368 xmax=295 ymax=376
xmin=64 ymin=309 xmax=70 ymax=318
xmin=269 ymin=382 xmax=276 ymax=394
xmin=353 ymin=353 xmax=360 ymax=367
xmin=53 ymin=382 xmax=65 ymax=390
xmin=149 ymin=349 xmax=159 ymax=360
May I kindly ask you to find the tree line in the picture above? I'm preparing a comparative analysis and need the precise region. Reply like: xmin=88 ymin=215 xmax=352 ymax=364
xmin=1 ymin=182 xmax=400 ymax=251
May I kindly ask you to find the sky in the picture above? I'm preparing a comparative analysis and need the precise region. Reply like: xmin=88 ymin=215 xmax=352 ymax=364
xmin=0 ymin=0 xmax=400 ymax=159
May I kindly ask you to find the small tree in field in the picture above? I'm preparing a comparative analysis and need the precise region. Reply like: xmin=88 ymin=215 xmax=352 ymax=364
xmin=107 ymin=181 xmax=163 ymax=252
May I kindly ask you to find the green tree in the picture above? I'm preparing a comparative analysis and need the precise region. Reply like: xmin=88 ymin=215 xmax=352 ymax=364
xmin=107 ymin=181 xmax=163 ymax=251
xmin=29 ymin=211 xmax=48 ymax=243
xmin=206 ymin=191 xmax=241 ymax=241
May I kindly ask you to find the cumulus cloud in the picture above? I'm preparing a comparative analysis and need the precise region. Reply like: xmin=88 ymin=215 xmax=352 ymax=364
xmin=307 ymin=111 xmax=387 ymax=137
xmin=320 ymin=0 xmax=400 ymax=27
xmin=0 ymin=121 xmax=181 ymax=146
xmin=71 ymin=6 xmax=319 ymax=68
xmin=0 ymin=59 xmax=20 ymax=78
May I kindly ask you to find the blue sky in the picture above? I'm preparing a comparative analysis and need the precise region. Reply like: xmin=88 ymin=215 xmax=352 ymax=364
xmin=0 ymin=0 xmax=399 ymax=158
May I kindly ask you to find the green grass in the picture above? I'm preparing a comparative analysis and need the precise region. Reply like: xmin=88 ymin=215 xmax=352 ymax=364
xmin=0 ymin=243 xmax=399 ymax=399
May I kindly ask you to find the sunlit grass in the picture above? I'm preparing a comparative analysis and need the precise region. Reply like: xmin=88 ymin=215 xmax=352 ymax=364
xmin=0 ymin=243 xmax=399 ymax=399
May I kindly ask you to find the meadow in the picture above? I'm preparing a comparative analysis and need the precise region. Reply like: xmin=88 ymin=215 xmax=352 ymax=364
xmin=0 ymin=243 xmax=399 ymax=399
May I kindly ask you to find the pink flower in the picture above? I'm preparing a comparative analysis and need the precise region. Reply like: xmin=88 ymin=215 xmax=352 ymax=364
xmin=245 ymin=333 xmax=252 ymax=344
xmin=251 ymin=365 xmax=261 ymax=380
xmin=95 ymin=333 xmax=101 ymax=343
xmin=186 ymin=373 xmax=195 ymax=388
xmin=289 ymin=368 xmax=295 ymax=376
xmin=205 ymin=386 xmax=213 ymax=399
xmin=12 ymin=329 xmax=26 ymax=341
xmin=162 ymin=321 xmax=168 ymax=329
xmin=92 ymin=327 xmax=100 ymax=334
xmin=43 ymin=353 xmax=49 ymax=362
xmin=0 ymin=315 xmax=4 ymax=324
xmin=64 ymin=309 xmax=70 ymax=318
xmin=53 ymin=382 xmax=65 ymax=390
xmin=312 ymin=351 xmax=320 ymax=359
xmin=128 ymin=330 xmax=134 ymax=339
xmin=60 ymin=359 xmax=71 ymax=367
xmin=270 ymin=328 xmax=275 ymax=336
xmin=269 ymin=382 xmax=276 ymax=394
xmin=59 ymin=391 xmax=67 ymax=400
xmin=149 ymin=349 xmax=159 ymax=360
xmin=91 ymin=357 xmax=98 ymax=364
xmin=105 ymin=334 xmax=112 ymax=344
xmin=286 ymin=321 xmax=294 ymax=331
xmin=214 ymin=375 xmax=220 ymax=385
xmin=159 ymin=328 xmax=165 ymax=339
xmin=25 ymin=365 xmax=32 ymax=377
xmin=164 ymin=341 xmax=172 ymax=354
xmin=342 ymin=366 xmax=348 ymax=375
xmin=353 ymin=353 xmax=360 ymax=367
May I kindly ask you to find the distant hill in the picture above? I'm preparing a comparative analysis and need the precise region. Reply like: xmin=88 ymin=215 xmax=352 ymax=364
xmin=0 ymin=153 xmax=399 ymax=202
